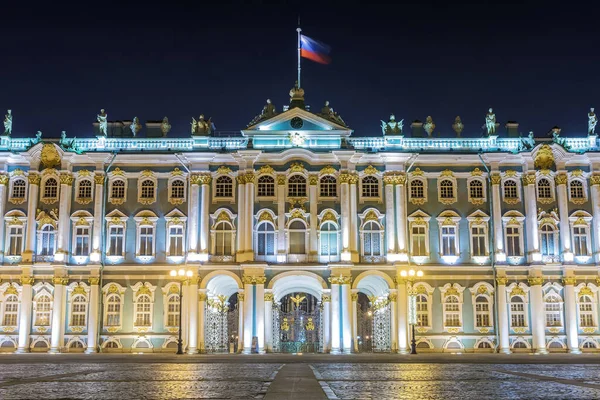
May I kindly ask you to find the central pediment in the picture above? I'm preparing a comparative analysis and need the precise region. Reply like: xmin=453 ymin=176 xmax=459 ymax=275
xmin=244 ymin=107 xmax=349 ymax=134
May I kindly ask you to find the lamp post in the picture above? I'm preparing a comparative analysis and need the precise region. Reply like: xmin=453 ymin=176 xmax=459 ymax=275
xmin=399 ymin=268 xmax=424 ymax=355
xmin=170 ymin=268 xmax=194 ymax=355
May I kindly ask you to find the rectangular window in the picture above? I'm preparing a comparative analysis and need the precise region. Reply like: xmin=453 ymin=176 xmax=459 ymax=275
xmin=410 ymin=181 xmax=424 ymax=199
xmin=167 ymin=298 xmax=180 ymax=327
xmin=412 ymin=226 xmax=427 ymax=256
xmin=135 ymin=302 xmax=151 ymax=326
xmin=476 ymin=303 xmax=490 ymax=327
xmin=169 ymin=226 xmax=184 ymax=256
xmin=74 ymin=226 xmax=90 ymax=256
xmin=3 ymin=299 xmax=18 ymax=326
xmin=506 ymin=227 xmax=521 ymax=256
xmin=35 ymin=301 xmax=51 ymax=326
xmin=106 ymin=299 xmax=121 ymax=327
xmin=579 ymin=302 xmax=594 ymax=327
xmin=573 ymin=227 xmax=588 ymax=256
xmin=139 ymin=226 xmax=154 ymax=256
xmin=108 ymin=226 xmax=124 ymax=256
xmin=7 ymin=226 xmax=23 ymax=256
xmin=471 ymin=226 xmax=486 ymax=257
xmin=441 ymin=226 xmax=456 ymax=256
xmin=71 ymin=302 xmax=87 ymax=326
xmin=545 ymin=303 xmax=561 ymax=327
xmin=510 ymin=302 xmax=526 ymax=327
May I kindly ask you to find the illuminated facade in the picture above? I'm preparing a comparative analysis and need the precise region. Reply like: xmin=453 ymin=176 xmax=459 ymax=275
xmin=0 ymin=85 xmax=599 ymax=354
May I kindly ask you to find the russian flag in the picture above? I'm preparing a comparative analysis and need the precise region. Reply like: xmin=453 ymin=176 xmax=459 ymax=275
xmin=300 ymin=34 xmax=331 ymax=65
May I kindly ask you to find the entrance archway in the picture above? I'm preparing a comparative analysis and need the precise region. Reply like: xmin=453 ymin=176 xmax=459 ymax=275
xmin=354 ymin=273 xmax=393 ymax=353
xmin=202 ymin=272 xmax=242 ymax=353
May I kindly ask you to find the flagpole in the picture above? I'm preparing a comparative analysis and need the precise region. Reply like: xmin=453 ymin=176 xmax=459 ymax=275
xmin=297 ymin=22 xmax=302 ymax=88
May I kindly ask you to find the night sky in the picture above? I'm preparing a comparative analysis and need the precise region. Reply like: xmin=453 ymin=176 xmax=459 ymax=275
xmin=2 ymin=2 xmax=599 ymax=139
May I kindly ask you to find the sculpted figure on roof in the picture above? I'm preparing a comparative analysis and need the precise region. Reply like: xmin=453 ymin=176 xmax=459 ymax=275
xmin=485 ymin=108 xmax=496 ymax=135
xmin=589 ymin=107 xmax=598 ymax=135
xmin=381 ymin=114 xmax=403 ymax=134
xmin=97 ymin=109 xmax=108 ymax=136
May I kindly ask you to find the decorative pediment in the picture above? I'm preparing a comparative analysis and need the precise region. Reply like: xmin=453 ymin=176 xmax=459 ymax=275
xmin=244 ymin=107 xmax=348 ymax=133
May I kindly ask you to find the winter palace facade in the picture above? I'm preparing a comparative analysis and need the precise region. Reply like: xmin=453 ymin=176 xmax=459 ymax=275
xmin=1 ymin=85 xmax=600 ymax=355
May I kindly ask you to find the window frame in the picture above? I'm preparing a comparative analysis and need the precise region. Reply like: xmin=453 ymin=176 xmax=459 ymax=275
xmin=358 ymin=209 xmax=385 ymax=262
xmin=436 ymin=211 xmax=461 ymax=262
xmin=359 ymin=175 xmax=381 ymax=201
xmin=576 ymin=284 xmax=598 ymax=330
xmin=105 ymin=210 xmax=128 ymax=260
xmin=257 ymin=174 xmax=276 ymax=199
xmin=319 ymin=219 xmax=340 ymax=263
xmin=412 ymin=282 xmax=434 ymax=332
xmin=109 ymin=177 xmax=127 ymax=205
xmin=102 ymin=283 xmax=125 ymax=332
xmin=507 ymin=283 xmax=530 ymax=331
xmin=543 ymin=290 xmax=564 ymax=329
xmin=502 ymin=212 xmax=525 ymax=261
xmin=213 ymin=175 xmax=235 ymax=201
xmin=569 ymin=211 xmax=593 ymax=261
xmin=67 ymin=283 xmax=90 ymax=330
xmin=8 ymin=176 xmax=27 ymax=204
xmin=501 ymin=174 xmax=521 ymax=205
xmin=440 ymin=283 xmax=465 ymax=332
xmin=209 ymin=209 xmax=237 ymax=262
xmin=407 ymin=211 xmax=431 ymax=262
xmin=287 ymin=173 xmax=307 ymax=198
xmin=437 ymin=172 xmax=457 ymax=205
xmin=162 ymin=283 xmax=182 ymax=330
xmin=4 ymin=212 xmax=26 ymax=258
xmin=408 ymin=177 xmax=427 ymax=205
xmin=40 ymin=175 xmax=60 ymax=204
xmin=36 ymin=223 xmax=57 ymax=258
xmin=138 ymin=174 xmax=157 ymax=205
xmin=319 ymin=175 xmax=338 ymax=199
xmin=131 ymin=282 xmax=156 ymax=332
xmin=254 ymin=219 xmax=277 ymax=261
xmin=568 ymin=178 xmax=587 ymax=204
xmin=32 ymin=285 xmax=53 ymax=328
xmin=75 ymin=172 xmax=94 ymax=205
xmin=536 ymin=176 xmax=555 ymax=204
xmin=467 ymin=177 xmax=486 ymax=205
xmin=168 ymin=177 xmax=187 ymax=205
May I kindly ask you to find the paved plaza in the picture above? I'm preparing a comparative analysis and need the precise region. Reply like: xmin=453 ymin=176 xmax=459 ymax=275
xmin=1 ymin=354 xmax=600 ymax=399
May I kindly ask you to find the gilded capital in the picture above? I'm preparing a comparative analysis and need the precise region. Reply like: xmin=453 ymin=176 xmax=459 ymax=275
xmin=321 ymin=294 xmax=331 ymax=302
xmin=191 ymin=173 xmax=211 ymax=185
xmin=528 ymin=277 xmax=544 ymax=286
xmin=238 ymin=293 xmax=245 ymax=302
xmin=388 ymin=293 xmax=397 ymax=302
xmin=328 ymin=275 xmax=352 ymax=285
xmin=490 ymin=173 xmax=502 ymax=185
xmin=383 ymin=173 xmax=396 ymax=185
xmin=264 ymin=293 xmax=274 ymax=302
xmin=496 ymin=277 xmax=508 ymax=286
xmin=309 ymin=175 xmax=318 ymax=185
xmin=351 ymin=293 xmax=358 ymax=301
xmin=245 ymin=172 xmax=256 ymax=184
xmin=236 ymin=175 xmax=246 ymax=184
xmin=53 ymin=277 xmax=69 ymax=285
xmin=28 ymin=173 xmax=40 ymax=185
xmin=20 ymin=276 xmax=34 ymax=285
xmin=277 ymin=175 xmax=286 ymax=185
xmin=397 ymin=173 xmax=407 ymax=185
xmin=348 ymin=173 xmax=359 ymax=184
xmin=0 ymin=173 xmax=8 ymax=185
xmin=94 ymin=174 xmax=105 ymax=185
xmin=60 ymin=172 xmax=74 ymax=185
xmin=523 ymin=173 xmax=536 ymax=186
xmin=241 ymin=274 xmax=266 ymax=285
xmin=198 ymin=292 xmax=207 ymax=301
xmin=591 ymin=174 xmax=600 ymax=186
xmin=88 ymin=277 xmax=100 ymax=285
xmin=562 ymin=277 xmax=577 ymax=286
xmin=555 ymin=173 xmax=568 ymax=186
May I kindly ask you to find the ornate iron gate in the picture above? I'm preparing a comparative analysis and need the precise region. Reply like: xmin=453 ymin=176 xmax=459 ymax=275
xmin=276 ymin=293 xmax=321 ymax=353
xmin=205 ymin=295 xmax=239 ymax=353
xmin=357 ymin=306 xmax=373 ymax=352
xmin=357 ymin=293 xmax=391 ymax=353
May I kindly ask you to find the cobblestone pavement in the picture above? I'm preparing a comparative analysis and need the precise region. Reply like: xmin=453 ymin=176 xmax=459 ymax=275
xmin=1 ymin=357 xmax=600 ymax=399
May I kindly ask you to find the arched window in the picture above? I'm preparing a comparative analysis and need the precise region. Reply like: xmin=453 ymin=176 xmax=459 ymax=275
xmin=11 ymin=179 xmax=26 ymax=199
xmin=111 ymin=180 xmax=125 ymax=199
xmin=38 ymin=225 xmax=56 ymax=256
xmin=320 ymin=221 xmax=338 ymax=259
xmin=105 ymin=294 xmax=121 ymax=327
xmin=170 ymin=179 xmax=185 ymax=200
xmin=140 ymin=180 xmax=155 ymax=200
xmin=478 ymin=341 xmax=492 ymax=349
xmin=510 ymin=296 xmax=526 ymax=327
xmin=570 ymin=180 xmax=585 ymax=200
xmin=3 ymin=295 xmax=19 ymax=326
xmin=475 ymin=295 xmax=491 ymax=327
xmin=166 ymin=294 xmax=180 ymax=327
xmin=537 ymin=178 xmax=552 ymax=200
xmin=469 ymin=180 xmax=484 ymax=199
xmin=78 ymin=179 xmax=92 ymax=200
xmin=43 ymin=178 xmax=58 ymax=199
xmin=362 ymin=221 xmax=382 ymax=256
xmin=410 ymin=179 xmax=424 ymax=200
xmin=416 ymin=294 xmax=428 ymax=326
xmin=320 ymin=176 xmax=337 ymax=197
xmin=135 ymin=294 xmax=152 ymax=326
xmin=215 ymin=176 xmax=233 ymax=198
xmin=579 ymin=295 xmax=595 ymax=327
xmin=256 ymin=222 xmax=275 ymax=256
xmin=444 ymin=295 xmax=460 ymax=327
xmin=257 ymin=175 xmax=275 ymax=197
xmin=540 ymin=224 xmax=557 ymax=256
xmin=70 ymin=295 xmax=87 ymax=327
xmin=545 ymin=293 xmax=562 ymax=327
xmin=35 ymin=294 xmax=52 ymax=326
xmin=214 ymin=221 xmax=234 ymax=256
xmin=288 ymin=175 xmax=306 ymax=197
xmin=440 ymin=179 xmax=454 ymax=199
xmin=361 ymin=176 xmax=379 ymax=198
xmin=503 ymin=179 xmax=518 ymax=201
xmin=289 ymin=220 xmax=307 ymax=254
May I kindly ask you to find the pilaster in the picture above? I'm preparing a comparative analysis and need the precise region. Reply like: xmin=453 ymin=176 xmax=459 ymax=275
xmin=264 ymin=292 xmax=274 ymax=352
xmin=276 ymin=175 xmax=286 ymax=261
xmin=395 ymin=173 xmax=408 ymax=260
xmin=562 ymin=276 xmax=581 ymax=353
xmin=55 ymin=172 xmax=73 ymax=261
xmin=322 ymin=293 xmax=331 ymax=353
xmin=16 ymin=274 xmax=34 ymax=352
xmin=198 ymin=174 xmax=211 ymax=260
xmin=495 ymin=276 xmax=511 ymax=354
xmin=0 ymin=173 xmax=8 ymax=262
xmin=23 ymin=173 xmax=40 ymax=263
xmin=236 ymin=175 xmax=247 ymax=261
xmin=523 ymin=172 xmax=541 ymax=262
xmin=244 ymin=172 xmax=255 ymax=260
xmin=198 ymin=291 xmax=207 ymax=353
xmin=49 ymin=275 xmax=68 ymax=353
xmin=351 ymin=291 xmax=358 ymax=352
xmin=396 ymin=276 xmax=409 ymax=353
xmin=490 ymin=172 xmax=505 ymax=261
xmin=528 ymin=275 xmax=548 ymax=354
xmin=90 ymin=173 xmax=104 ymax=262
xmin=349 ymin=174 xmax=359 ymax=262
xmin=590 ymin=174 xmax=600 ymax=263
xmin=187 ymin=277 xmax=200 ymax=354
xmin=555 ymin=173 xmax=572 ymax=260
xmin=85 ymin=276 xmax=100 ymax=353
xmin=187 ymin=174 xmax=201 ymax=258
xmin=383 ymin=174 xmax=396 ymax=258
xmin=339 ymin=173 xmax=351 ymax=261
xmin=309 ymin=175 xmax=318 ymax=261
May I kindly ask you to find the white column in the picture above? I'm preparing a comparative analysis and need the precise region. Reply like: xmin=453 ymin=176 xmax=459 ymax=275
xmin=340 ymin=175 xmax=350 ymax=260
xmin=49 ymin=277 xmax=67 ymax=353
xmin=243 ymin=282 xmax=254 ymax=354
xmin=187 ymin=278 xmax=199 ymax=354
xmin=496 ymin=278 xmax=511 ymax=354
xmin=198 ymin=291 xmax=206 ymax=353
xmin=56 ymin=173 xmax=73 ymax=260
xmin=396 ymin=175 xmax=408 ymax=259
xmin=276 ymin=175 xmax=286 ymax=261
xmin=309 ymin=176 xmax=318 ymax=261
xmin=384 ymin=177 xmax=396 ymax=257
xmin=341 ymin=279 xmax=352 ymax=353
xmin=264 ymin=293 xmax=273 ymax=352
xmin=237 ymin=177 xmax=246 ymax=260
xmin=591 ymin=176 xmax=600 ymax=263
xmin=16 ymin=276 xmax=34 ymax=352
xmin=397 ymin=279 xmax=409 ymax=353
xmin=85 ymin=277 xmax=100 ymax=353
xmin=91 ymin=174 xmax=104 ymax=262
xmin=322 ymin=294 xmax=331 ymax=353
xmin=237 ymin=292 xmax=244 ymax=353
xmin=351 ymin=292 xmax=358 ymax=352
xmin=255 ymin=279 xmax=265 ymax=353
xmin=199 ymin=176 xmax=211 ymax=258
xmin=23 ymin=174 xmax=40 ymax=263
xmin=523 ymin=173 xmax=540 ymax=262
xmin=563 ymin=277 xmax=580 ymax=353
xmin=349 ymin=177 xmax=359 ymax=262
xmin=330 ymin=282 xmax=341 ymax=354
xmin=491 ymin=173 xmax=505 ymax=259
xmin=187 ymin=176 xmax=200 ymax=258
xmin=0 ymin=174 xmax=8 ymax=262
xmin=556 ymin=173 xmax=572 ymax=259
xmin=245 ymin=174 xmax=255 ymax=260
xmin=389 ymin=291 xmax=398 ymax=352
xmin=529 ymin=277 xmax=548 ymax=354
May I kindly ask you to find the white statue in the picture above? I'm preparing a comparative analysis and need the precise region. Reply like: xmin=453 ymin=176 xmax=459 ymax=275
xmin=161 ymin=116 xmax=171 ymax=136
xmin=423 ymin=116 xmax=435 ymax=136
xmin=97 ymin=109 xmax=108 ymax=136
xmin=131 ymin=117 xmax=142 ymax=136
xmin=485 ymin=108 xmax=496 ymax=135
xmin=588 ymin=108 xmax=598 ymax=135
xmin=3 ymin=109 xmax=12 ymax=135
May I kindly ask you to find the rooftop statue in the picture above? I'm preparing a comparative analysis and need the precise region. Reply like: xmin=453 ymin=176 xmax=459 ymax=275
xmin=59 ymin=131 xmax=82 ymax=154
xmin=423 ymin=116 xmax=435 ymax=136
xmin=518 ymin=131 xmax=535 ymax=151
xmin=35 ymin=131 xmax=42 ymax=142
xmin=3 ymin=109 xmax=12 ymax=135
xmin=551 ymin=127 xmax=571 ymax=150
xmin=97 ymin=109 xmax=108 ymax=136
xmin=452 ymin=116 xmax=464 ymax=137
xmin=131 ymin=117 xmax=142 ymax=136
xmin=262 ymin=99 xmax=277 ymax=118
xmin=193 ymin=114 xmax=211 ymax=135
xmin=319 ymin=101 xmax=346 ymax=126
xmin=161 ymin=116 xmax=171 ymax=136
xmin=485 ymin=108 xmax=496 ymax=136
xmin=381 ymin=114 xmax=403 ymax=134
xmin=589 ymin=107 xmax=598 ymax=135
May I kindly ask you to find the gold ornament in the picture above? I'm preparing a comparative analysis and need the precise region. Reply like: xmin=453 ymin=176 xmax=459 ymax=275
xmin=388 ymin=293 xmax=397 ymax=302
xmin=471 ymin=168 xmax=483 ymax=176
xmin=534 ymin=144 xmax=555 ymax=170
xmin=309 ymin=175 xmax=318 ymax=185
xmin=88 ymin=277 xmax=100 ymax=285
xmin=329 ymin=275 xmax=352 ymax=285
xmin=171 ymin=168 xmax=184 ymax=176
xmin=496 ymin=277 xmax=508 ymax=286
xmin=363 ymin=165 xmax=379 ymax=175
xmin=562 ymin=277 xmax=577 ymax=285
xmin=555 ymin=173 xmax=568 ymax=185
xmin=264 ymin=293 xmax=274 ymax=301
xmin=281 ymin=317 xmax=290 ymax=331
xmin=0 ymin=174 xmax=8 ymax=185
xmin=290 ymin=294 xmax=306 ymax=308
xmin=245 ymin=172 xmax=255 ymax=183
xmin=41 ymin=144 xmax=61 ymax=169
xmin=322 ymin=294 xmax=331 ymax=302
xmin=238 ymin=293 xmax=244 ymax=302
xmin=216 ymin=166 xmax=232 ymax=175
xmin=305 ymin=317 xmax=315 ymax=331
xmin=289 ymin=162 xmax=304 ymax=173
xmin=52 ymin=277 xmax=69 ymax=285
xmin=523 ymin=173 xmax=536 ymax=186
xmin=258 ymin=212 xmax=275 ymax=224
xmin=28 ymin=173 xmax=40 ymax=185
xmin=590 ymin=174 xmax=600 ymax=186
xmin=351 ymin=293 xmax=358 ymax=301
xmin=258 ymin=165 xmax=275 ymax=175
xmin=491 ymin=174 xmax=502 ymax=185
xmin=528 ymin=277 xmax=543 ymax=286
xmin=277 ymin=175 xmax=286 ymax=185
xmin=136 ymin=286 xmax=151 ymax=297
xmin=320 ymin=165 xmax=336 ymax=175
xmin=440 ymin=170 xmax=454 ymax=177
xmin=510 ymin=286 xmax=525 ymax=296
xmin=60 ymin=173 xmax=73 ymax=185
